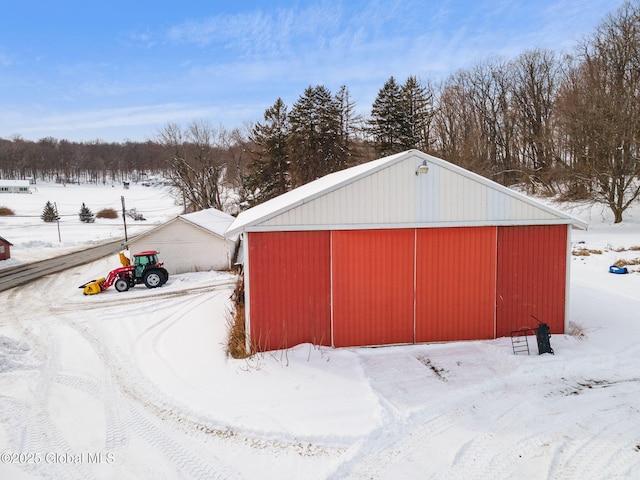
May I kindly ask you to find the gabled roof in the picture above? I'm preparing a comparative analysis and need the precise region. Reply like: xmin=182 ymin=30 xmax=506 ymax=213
xmin=131 ymin=207 xmax=237 ymax=243
xmin=226 ymin=150 xmax=588 ymax=236
xmin=180 ymin=208 xmax=236 ymax=238
xmin=0 ymin=235 xmax=13 ymax=245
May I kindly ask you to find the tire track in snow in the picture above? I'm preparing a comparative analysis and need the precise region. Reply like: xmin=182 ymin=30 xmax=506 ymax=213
xmin=125 ymin=397 xmax=240 ymax=480
xmin=547 ymin=385 xmax=640 ymax=479
xmin=62 ymin=290 xmax=244 ymax=479
xmin=4 ymin=274 xmax=342 ymax=477
xmin=53 ymin=367 xmax=239 ymax=479
xmin=53 ymin=371 xmax=129 ymax=451
xmin=441 ymin=389 xmax=556 ymax=480
xmin=331 ymin=352 xmax=567 ymax=480
xmin=0 ymin=396 xmax=27 ymax=448
xmin=2 ymin=276 xmax=129 ymax=478
xmin=17 ymin=323 xmax=95 ymax=480
xmin=93 ymin=289 xmax=343 ymax=464
xmin=56 ymin=278 xmax=238 ymax=313
xmin=328 ymin=351 xmax=479 ymax=479
xmin=81 ymin=320 xmax=130 ymax=451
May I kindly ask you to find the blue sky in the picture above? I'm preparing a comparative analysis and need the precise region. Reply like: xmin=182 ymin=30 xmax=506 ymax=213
xmin=0 ymin=0 xmax=626 ymax=143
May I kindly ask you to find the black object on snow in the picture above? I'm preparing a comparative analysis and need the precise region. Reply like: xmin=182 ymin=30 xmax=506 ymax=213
xmin=535 ymin=323 xmax=554 ymax=355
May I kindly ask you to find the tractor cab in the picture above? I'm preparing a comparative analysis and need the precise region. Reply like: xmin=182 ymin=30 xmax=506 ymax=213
xmin=133 ymin=250 xmax=162 ymax=278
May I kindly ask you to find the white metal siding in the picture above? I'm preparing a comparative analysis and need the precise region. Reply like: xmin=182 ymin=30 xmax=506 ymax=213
xmin=245 ymin=152 xmax=575 ymax=230
xmin=437 ymin=166 xmax=487 ymax=222
xmin=129 ymin=219 xmax=234 ymax=274
xmin=262 ymin=161 xmax=417 ymax=227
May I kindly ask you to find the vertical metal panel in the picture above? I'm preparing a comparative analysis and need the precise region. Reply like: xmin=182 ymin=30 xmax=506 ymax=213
xmin=415 ymin=227 xmax=497 ymax=342
xmin=248 ymin=231 xmax=331 ymax=351
xmin=255 ymin=153 xmax=570 ymax=229
xmin=438 ymin=167 xmax=488 ymax=222
xmin=487 ymin=188 xmax=511 ymax=221
xmin=496 ymin=225 xmax=568 ymax=337
xmin=262 ymin=160 xmax=418 ymax=227
xmin=332 ymin=229 xmax=414 ymax=347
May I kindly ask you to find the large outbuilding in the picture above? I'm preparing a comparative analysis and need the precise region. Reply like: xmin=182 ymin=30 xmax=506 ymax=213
xmin=128 ymin=208 xmax=238 ymax=275
xmin=226 ymin=150 xmax=587 ymax=352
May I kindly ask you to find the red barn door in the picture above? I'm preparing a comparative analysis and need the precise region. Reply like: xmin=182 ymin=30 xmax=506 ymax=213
xmin=332 ymin=229 xmax=415 ymax=347
xmin=496 ymin=225 xmax=568 ymax=337
xmin=415 ymin=227 xmax=497 ymax=342
xmin=248 ymin=231 xmax=331 ymax=351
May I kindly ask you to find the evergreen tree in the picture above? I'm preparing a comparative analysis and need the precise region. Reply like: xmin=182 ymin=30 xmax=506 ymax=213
xmin=334 ymin=85 xmax=363 ymax=168
xmin=288 ymin=85 xmax=343 ymax=186
xmin=368 ymin=76 xmax=406 ymax=156
xmin=79 ymin=202 xmax=95 ymax=223
xmin=400 ymin=76 xmax=434 ymax=152
xmin=244 ymin=98 xmax=291 ymax=207
xmin=41 ymin=201 xmax=59 ymax=223
xmin=369 ymin=76 xmax=434 ymax=156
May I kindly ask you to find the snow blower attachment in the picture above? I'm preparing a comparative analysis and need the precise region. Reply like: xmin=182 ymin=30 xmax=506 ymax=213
xmin=79 ymin=250 xmax=168 ymax=295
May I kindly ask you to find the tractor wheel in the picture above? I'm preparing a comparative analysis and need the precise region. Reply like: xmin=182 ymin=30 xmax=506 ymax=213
xmin=143 ymin=270 xmax=163 ymax=289
xmin=115 ymin=278 xmax=130 ymax=292
xmin=159 ymin=268 xmax=169 ymax=285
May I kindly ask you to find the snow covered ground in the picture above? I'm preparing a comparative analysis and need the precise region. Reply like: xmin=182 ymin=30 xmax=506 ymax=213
xmin=1 ymin=182 xmax=640 ymax=479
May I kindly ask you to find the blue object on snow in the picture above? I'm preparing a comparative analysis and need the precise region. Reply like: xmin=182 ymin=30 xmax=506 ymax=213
xmin=609 ymin=265 xmax=628 ymax=274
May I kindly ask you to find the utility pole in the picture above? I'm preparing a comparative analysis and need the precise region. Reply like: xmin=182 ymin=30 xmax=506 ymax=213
xmin=54 ymin=202 xmax=61 ymax=243
xmin=121 ymin=196 xmax=128 ymax=242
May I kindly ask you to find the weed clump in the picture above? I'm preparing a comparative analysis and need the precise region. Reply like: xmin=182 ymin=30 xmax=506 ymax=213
xmin=613 ymin=257 xmax=640 ymax=267
xmin=96 ymin=208 xmax=118 ymax=219
xmin=226 ymin=276 xmax=254 ymax=359
xmin=567 ymin=321 xmax=586 ymax=340
xmin=572 ymin=248 xmax=602 ymax=256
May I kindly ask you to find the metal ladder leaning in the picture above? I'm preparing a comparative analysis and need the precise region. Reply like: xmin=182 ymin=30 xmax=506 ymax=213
xmin=510 ymin=328 xmax=535 ymax=355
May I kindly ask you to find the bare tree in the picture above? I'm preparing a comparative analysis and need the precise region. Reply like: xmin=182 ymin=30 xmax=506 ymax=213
xmin=432 ymin=79 xmax=480 ymax=169
xmin=556 ymin=1 xmax=640 ymax=222
xmin=157 ymin=120 xmax=228 ymax=212
xmin=510 ymin=49 xmax=563 ymax=193
xmin=432 ymin=60 xmax=516 ymax=183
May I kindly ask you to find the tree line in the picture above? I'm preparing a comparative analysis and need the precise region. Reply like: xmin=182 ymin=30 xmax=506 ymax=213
xmin=1 ymin=1 xmax=639 ymax=222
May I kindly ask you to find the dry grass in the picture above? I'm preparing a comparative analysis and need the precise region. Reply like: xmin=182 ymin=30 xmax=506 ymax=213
xmin=226 ymin=276 xmax=254 ymax=359
xmin=613 ymin=257 xmax=640 ymax=267
xmin=572 ymin=248 xmax=602 ymax=256
xmin=96 ymin=208 xmax=118 ymax=219
xmin=567 ymin=321 xmax=586 ymax=340
xmin=0 ymin=206 xmax=15 ymax=216
xmin=614 ymin=245 xmax=640 ymax=252
xmin=226 ymin=304 xmax=252 ymax=359
xmin=611 ymin=245 xmax=640 ymax=253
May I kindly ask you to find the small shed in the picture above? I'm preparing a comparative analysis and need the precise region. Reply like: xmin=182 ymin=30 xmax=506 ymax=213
xmin=226 ymin=150 xmax=588 ymax=353
xmin=0 ymin=180 xmax=31 ymax=194
xmin=0 ymin=236 xmax=13 ymax=261
xmin=128 ymin=208 xmax=238 ymax=275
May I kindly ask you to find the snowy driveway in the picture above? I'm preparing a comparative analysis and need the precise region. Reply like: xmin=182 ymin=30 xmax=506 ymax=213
xmin=1 ymin=248 xmax=640 ymax=479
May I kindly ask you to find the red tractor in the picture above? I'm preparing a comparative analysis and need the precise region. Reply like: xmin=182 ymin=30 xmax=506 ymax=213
xmin=80 ymin=250 xmax=169 ymax=295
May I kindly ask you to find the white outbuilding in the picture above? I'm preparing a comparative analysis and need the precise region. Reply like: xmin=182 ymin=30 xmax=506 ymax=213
xmin=0 ymin=180 xmax=31 ymax=193
xmin=128 ymin=208 xmax=238 ymax=274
